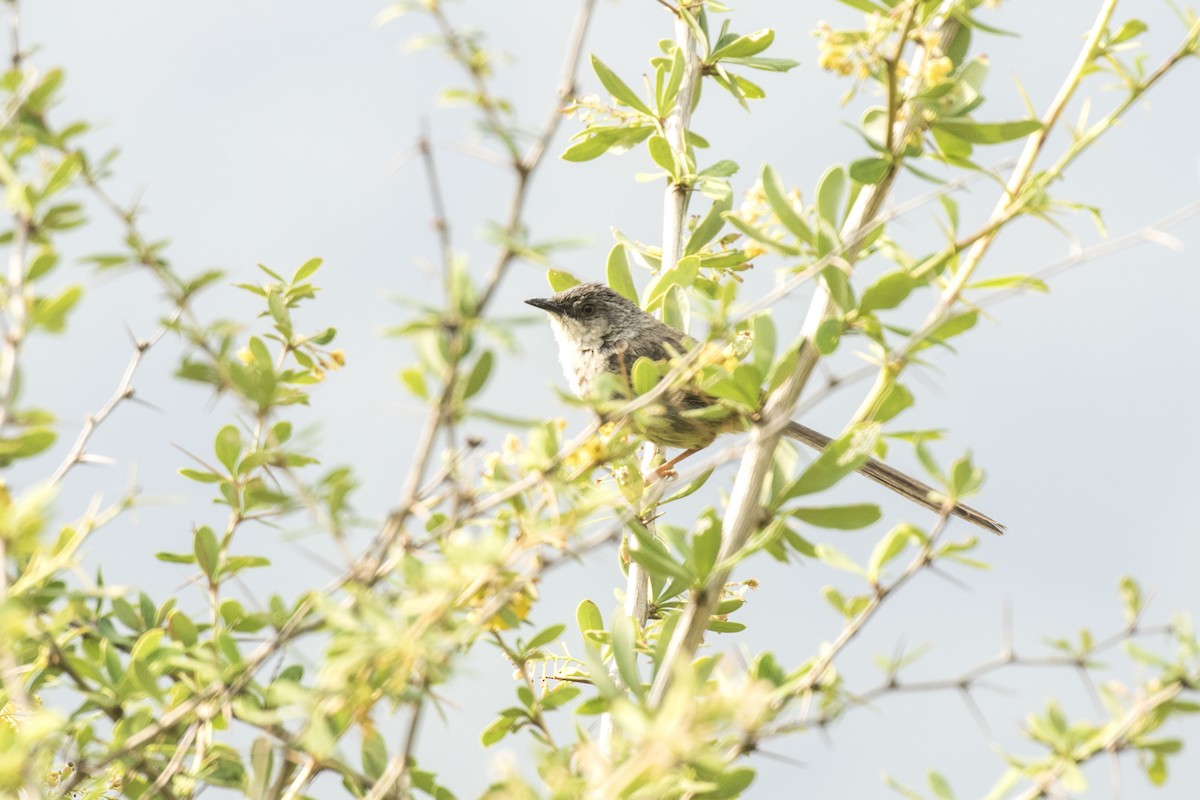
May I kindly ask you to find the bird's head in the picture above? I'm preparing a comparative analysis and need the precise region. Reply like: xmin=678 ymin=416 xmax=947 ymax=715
xmin=525 ymin=282 xmax=644 ymax=351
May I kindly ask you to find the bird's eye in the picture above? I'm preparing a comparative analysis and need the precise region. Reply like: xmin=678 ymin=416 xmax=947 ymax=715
xmin=580 ymin=303 xmax=595 ymax=316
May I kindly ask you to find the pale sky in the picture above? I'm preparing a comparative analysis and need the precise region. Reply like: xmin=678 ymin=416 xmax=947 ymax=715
xmin=21 ymin=1 xmax=1200 ymax=797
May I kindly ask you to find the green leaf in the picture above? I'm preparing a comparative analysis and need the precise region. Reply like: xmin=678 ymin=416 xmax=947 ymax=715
xmin=29 ymin=285 xmax=83 ymax=333
xmin=547 ymin=269 xmax=579 ymax=292
xmin=399 ymin=367 xmax=428 ymax=399
xmin=611 ymin=611 xmax=643 ymax=698
xmin=814 ymin=545 xmax=866 ymax=577
xmin=591 ymin=55 xmax=654 ymax=116
xmin=867 ymin=524 xmax=917 ymax=583
xmin=561 ymin=125 xmax=654 ymax=162
xmin=967 ymin=274 xmax=1049 ymax=293
xmin=928 ymin=770 xmax=956 ymax=800
xmin=463 ymin=350 xmax=494 ymax=399
xmin=934 ymin=119 xmax=1042 ymax=144
xmin=814 ymin=318 xmax=844 ymax=355
xmin=361 ymin=728 xmax=387 ymax=780
xmin=577 ymin=600 xmax=604 ymax=639
xmin=540 ymin=684 xmax=580 ymax=710
xmin=194 ymin=526 xmax=220 ymax=580
xmin=525 ymin=623 xmax=565 ymax=652
xmin=215 ymin=425 xmax=242 ymax=473
xmin=849 ymin=156 xmax=891 ymax=185
xmin=606 ymin=245 xmax=638 ymax=303
xmin=44 ymin=152 xmax=82 ymax=197
xmin=761 ymin=164 xmax=813 ymax=243
xmin=26 ymin=248 xmax=59 ymax=281
xmin=722 ymin=213 xmax=801 ymax=255
xmin=629 ymin=522 xmax=694 ymax=582
xmin=751 ymin=314 xmax=776 ymax=377
xmin=781 ymin=423 xmax=881 ymax=500
xmin=816 ymin=165 xmax=847 ymax=228
xmin=1110 ymin=19 xmax=1148 ymax=46
xmin=870 ymin=381 xmax=913 ymax=424
xmin=662 ymin=284 xmax=690 ymax=334
xmin=647 ymin=134 xmax=677 ymax=175
xmin=821 ymin=266 xmax=855 ymax=312
xmin=0 ymin=428 xmax=56 ymax=463
xmin=179 ymin=468 xmax=222 ymax=484
xmin=685 ymin=195 xmax=733 ymax=255
xmin=791 ymin=504 xmax=881 ymax=530
xmin=710 ymin=28 xmax=775 ymax=61
xmin=1118 ymin=575 xmax=1142 ymax=623
xmin=292 ymin=257 xmax=322 ymax=283
xmin=659 ymin=45 xmax=686 ymax=113
xmin=480 ymin=715 xmax=515 ymax=747
xmin=631 ymin=356 xmax=659 ymax=396
xmin=859 ymin=270 xmax=918 ymax=313
xmin=915 ymin=310 xmax=978 ymax=352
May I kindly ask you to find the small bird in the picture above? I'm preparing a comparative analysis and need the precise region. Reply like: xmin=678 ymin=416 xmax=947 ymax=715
xmin=527 ymin=282 xmax=1004 ymax=535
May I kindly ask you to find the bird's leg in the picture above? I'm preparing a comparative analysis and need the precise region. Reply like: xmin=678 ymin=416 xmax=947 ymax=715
xmin=646 ymin=448 xmax=700 ymax=482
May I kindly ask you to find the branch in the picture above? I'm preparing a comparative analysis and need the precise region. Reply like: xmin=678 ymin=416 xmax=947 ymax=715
xmin=49 ymin=312 xmax=179 ymax=486
xmin=647 ymin=6 xmax=960 ymax=709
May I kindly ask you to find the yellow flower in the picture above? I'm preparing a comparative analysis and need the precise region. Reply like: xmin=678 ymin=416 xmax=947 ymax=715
xmin=923 ymin=55 xmax=953 ymax=86
xmin=743 ymin=242 xmax=767 ymax=260
xmin=329 ymin=348 xmax=346 ymax=367
xmin=236 ymin=346 xmax=254 ymax=365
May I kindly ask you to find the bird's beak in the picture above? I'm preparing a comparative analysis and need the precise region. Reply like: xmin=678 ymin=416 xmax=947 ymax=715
xmin=525 ymin=297 xmax=561 ymax=314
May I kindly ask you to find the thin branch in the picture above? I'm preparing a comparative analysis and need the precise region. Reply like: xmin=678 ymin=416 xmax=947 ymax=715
xmin=49 ymin=312 xmax=179 ymax=486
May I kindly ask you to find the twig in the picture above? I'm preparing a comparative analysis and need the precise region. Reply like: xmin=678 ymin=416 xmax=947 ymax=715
xmin=50 ymin=313 xmax=179 ymax=486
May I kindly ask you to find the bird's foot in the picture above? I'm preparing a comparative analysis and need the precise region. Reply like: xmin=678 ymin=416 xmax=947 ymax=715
xmin=644 ymin=465 xmax=678 ymax=483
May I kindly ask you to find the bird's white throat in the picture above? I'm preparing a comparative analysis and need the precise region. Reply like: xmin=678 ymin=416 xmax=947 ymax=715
xmin=547 ymin=315 xmax=609 ymax=398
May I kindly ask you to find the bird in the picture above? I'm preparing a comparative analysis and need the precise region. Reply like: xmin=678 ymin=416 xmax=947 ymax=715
xmin=526 ymin=281 xmax=1004 ymax=535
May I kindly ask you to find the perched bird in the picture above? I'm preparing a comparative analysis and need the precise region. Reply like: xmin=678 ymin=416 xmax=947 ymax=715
xmin=527 ymin=281 xmax=1004 ymax=535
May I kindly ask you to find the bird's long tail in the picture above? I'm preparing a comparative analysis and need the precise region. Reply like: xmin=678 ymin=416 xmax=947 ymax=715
xmin=783 ymin=421 xmax=1005 ymax=536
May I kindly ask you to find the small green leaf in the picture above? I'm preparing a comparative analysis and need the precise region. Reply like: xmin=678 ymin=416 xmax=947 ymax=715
xmin=577 ymin=600 xmax=604 ymax=638
xmin=547 ymin=269 xmax=580 ymax=292
xmin=859 ymin=270 xmax=918 ymax=314
xmin=867 ymin=523 xmax=918 ymax=583
xmin=781 ymin=423 xmax=881 ymax=500
xmin=480 ymin=715 xmax=515 ymax=747
xmin=814 ymin=318 xmax=845 ymax=355
xmin=630 ymin=356 xmax=659 ymax=396
xmin=606 ymin=245 xmax=638 ymax=303
xmin=194 ymin=526 xmax=220 ymax=580
xmin=525 ymin=624 xmax=565 ymax=652
xmin=821 ymin=266 xmax=855 ymax=312
xmin=647 ymin=134 xmax=677 ymax=175
xmin=29 ymin=285 xmax=83 ymax=333
xmin=361 ymin=728 xmax=387 ymax=780
xmin=792 ymin=504 xmax=881 ymax=530
xmin=761 ymin=164 xmax=813 ymax=244
xmin=611 ymin=611 xmax=643 ymax=698
xmin=293 ymin=257 xmax=323 ymax=284
xmin=463 ymin=350 xmax=494 ymax=399
xmin=934 ymin=118 xmax=1042 ymax=144
xmin=215 ymin=425 xmax=242 ymax=473
xmin=814 ymin=545 xmax=866 ymax=577
xmin=684 ymin=195 xmax=733 ymax=255
xmin=710 ymin=29 xmax=775 ymax=61
xmin=399 ymin=367 xmax=428 ymax=400
xmin=179 ymin=468 xmax=222 ymax=484
xmin=591 ymin=55 xmax=654 ymax=116
xmin=816 ymin=165 xmax=847 ymax=228
xmin=849 ymin=156 xmax=891 ymax=185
